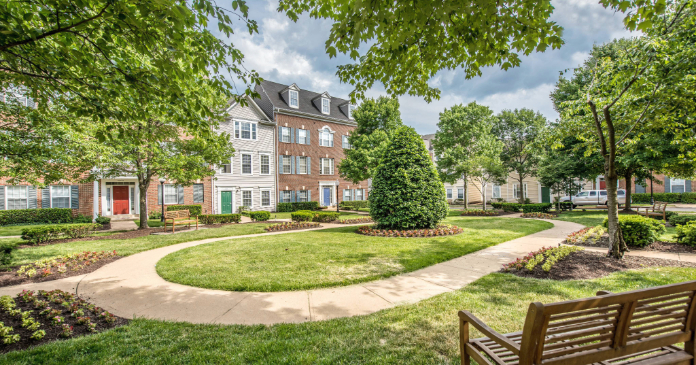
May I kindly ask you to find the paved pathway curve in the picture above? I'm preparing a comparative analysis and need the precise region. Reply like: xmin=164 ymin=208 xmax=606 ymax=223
xmin=2 ymin=219 xmax=586 ymax=325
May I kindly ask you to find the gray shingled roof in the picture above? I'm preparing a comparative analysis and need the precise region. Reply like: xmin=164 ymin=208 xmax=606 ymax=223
xmin=254 ymin=80 xmax=352 ymax=122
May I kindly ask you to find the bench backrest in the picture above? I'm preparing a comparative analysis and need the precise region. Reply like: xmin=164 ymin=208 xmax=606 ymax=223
xmin=518 ymin=280 xmax=696 ymax=365
xmin=654 ymin=202 xmax=668 ymax=212
xmin=164 ymin=210 xmax=190 ymax=219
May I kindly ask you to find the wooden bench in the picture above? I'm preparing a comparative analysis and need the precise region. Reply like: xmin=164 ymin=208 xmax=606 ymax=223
xmin=639 ymin=202 xmax=669 ymax=221
xmin=163 ymin=210 xmax=198 ymax=233
xmin=459 ymin=280 xmax=696 ymax=365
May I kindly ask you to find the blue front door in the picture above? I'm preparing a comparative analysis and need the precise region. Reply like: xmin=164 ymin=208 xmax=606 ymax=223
xmin=323 ymin=187 xmax=331 ymax=206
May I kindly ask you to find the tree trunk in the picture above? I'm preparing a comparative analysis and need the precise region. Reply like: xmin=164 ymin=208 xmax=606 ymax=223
xmin=482 ymin=183 xmax=487 ymax=210
xmin=463 ymin=174 xmax=469 ymax=210
xmin=518 ymin=175 xmax=525 ymax=204
xmin=605 ymin=172 xmax=628 ymax=258
xmin=138 ymin=181 xmax=150 ymax=229
xmin=623 ymin=171 xmax=633 ymax=212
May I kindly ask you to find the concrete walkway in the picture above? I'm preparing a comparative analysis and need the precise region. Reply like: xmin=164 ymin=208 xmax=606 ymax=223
xmin=1 ymin=218 xmax=588 ymax=325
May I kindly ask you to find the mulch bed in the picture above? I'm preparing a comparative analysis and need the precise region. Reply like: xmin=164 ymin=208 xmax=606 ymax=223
xmin=0 ymin=256 xmax=122 ymax=288
xmin=566 ymin=237 xmax=696 ymax=254
xmin=505 ymin=250 xmax=696 ymax=281
xmin=0 ymin=290 xmax=128 ymax=353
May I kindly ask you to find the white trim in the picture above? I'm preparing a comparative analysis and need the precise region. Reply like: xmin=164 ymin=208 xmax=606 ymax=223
xmin=321 ymin=97 xmax=330 ymax=114
xmin=288 ymin=90 xmax=299 ymax=108
xmin=298 ymin=156 xmax=309 ymax=174
xmin=163 ymin=184 xmax=179 ymax=205
xmin=320 ymin=158 xmax=334 ymax=175
xmin=50 ymin=185 xmax=71 ymax=209
xmin=216 ymin=188 xmax=235 ymax=215
xmin=5 ymin=185 xmax=28 ymax=210
xmin=319 ymin=184 xmax=335 ymax=207
xmin=240 ymin=153 xmax=253 ymax=175
xmin=100 ymin=179 xmax=139 ymax=216
xmin=233 ymin=119 xmax=258 ymax=141
xmin=259 ymin=153 xmax=271 ymax=175
xmin=280 ymin=126 xmax=292 ymax=143
xmin=275 ymin=108 xmax=357 ymax=126
xmin=260 ymin=188 xmax=272 ymax=207
xmin=93 ymin=181 xmax=99 ymax=221
xmin=240 ymin=188 xmax=253 ymax=209
xmin=318 ymin=126 xmax=334 ymax=147
xmin=348 ymin=104 xmax=355 ymax=119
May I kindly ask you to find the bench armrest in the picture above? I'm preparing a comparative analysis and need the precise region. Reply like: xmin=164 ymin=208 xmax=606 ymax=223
xmin=459 ymin=310 xmax=520 ymax=355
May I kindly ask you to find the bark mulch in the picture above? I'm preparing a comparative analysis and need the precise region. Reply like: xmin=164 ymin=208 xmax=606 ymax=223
xmin=0 ymin=290 xmax=127 ymax=353
xmin=505 ymin=250 xmax=696 ymax=281
xmin=566 ymin=237 xmax=696 ymax=254
xmin=0 ymin=256 xmax=122 ymax=288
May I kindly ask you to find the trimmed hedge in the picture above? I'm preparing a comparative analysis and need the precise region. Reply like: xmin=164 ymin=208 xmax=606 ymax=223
xmin=277 ymin=201 xmax=320 ymax=212
xmin=0 ymin=241 xmax=17 ymax=266
xmin=682 ymin=193 xmax=696 ymax=204
xmin=166 ymin=204 xmax=202 ymax=217
xmin=676 ymin=221 xmax=696 ymax=246
xmin=603 ymin=215 xmax=666 ymax=247
xmin=313 ymin=212 xmax=340 ymax=223
xmin=95 ymin=216 xmax=111 ymax=225
xmin=521 ymin=203 xmax=552 ymax=213
xmin=0 ymin=208 xmax=73 ymax=226
xmin=198 ymin=214 xmax=241 ymax=224
xmin=669 ymin=214 xmax=696 ymax=227
xmin=339 ymin=200 xmax=369 ymax=210
xmin=491 ymin=202 xmax=522 ymax=212
xmin=248 ymin=211 xmax=270 ymax=222
xmin=21 ymin=223 xmax=100 ymax=244
xmin=291 ymin=211 xmax=314 ymax=222
xmin=632 ymin=192 xmax=687 ymax=204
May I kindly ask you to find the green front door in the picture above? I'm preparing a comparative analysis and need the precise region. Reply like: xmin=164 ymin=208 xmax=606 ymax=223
xmin=541 ymin=187 xmax=551 ymax=203
xmin=221 ymin=191 xmax=232 ymax=214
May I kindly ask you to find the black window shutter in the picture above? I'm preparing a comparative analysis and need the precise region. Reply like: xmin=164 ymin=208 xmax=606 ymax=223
xmin=42 ymin=187 xmax=50 ymax=208
xmin=28 ymin=186 xmax=37 ymax=209
xmin=71 ymin=185 xmax=79 ymax=209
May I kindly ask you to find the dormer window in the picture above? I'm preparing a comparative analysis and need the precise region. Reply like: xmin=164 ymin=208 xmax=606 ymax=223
xmin=348 ymin=104 xmax=356 ymax=119
xmin=289 ymin=90 xmax=299 ymax=108
xmin=321 ymin=98 xmax=330 ymax=114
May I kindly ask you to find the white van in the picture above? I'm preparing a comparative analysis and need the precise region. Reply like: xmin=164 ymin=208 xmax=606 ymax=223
xmin=571 ymin=189 xmax=628 ymax=207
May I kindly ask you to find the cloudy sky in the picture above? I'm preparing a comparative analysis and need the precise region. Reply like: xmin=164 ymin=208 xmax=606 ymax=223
xmin=221 ymin=0 xmax=635 ymax=134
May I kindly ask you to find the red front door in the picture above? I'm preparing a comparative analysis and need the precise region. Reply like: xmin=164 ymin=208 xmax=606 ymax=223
xmin=113 ymin=186 xmax=129 ymax=215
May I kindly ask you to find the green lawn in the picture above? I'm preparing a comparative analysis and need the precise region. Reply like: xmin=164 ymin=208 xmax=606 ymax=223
xmin=135 ymin=219 xmax=164 ymax=228
xmin=553 ymin=210 xmax=676 ymax=242
xmin=3 ymin=268 xmax=694 ymax=364
xmin=11 ymin=223 xmax=272 ymax=266
xmin=268 ymin=211 xmax=366 ymax=220
xmin=156 ymin=217 xmax=553 ymax=292
xmin=0 ymin=224 xmax=56 ymax=236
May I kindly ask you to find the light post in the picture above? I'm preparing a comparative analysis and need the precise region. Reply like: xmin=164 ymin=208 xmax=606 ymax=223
xmin=159 ymin=178 xmax=166 ymax=222
xmin=335 ymin=180 xmax=340 ymax=212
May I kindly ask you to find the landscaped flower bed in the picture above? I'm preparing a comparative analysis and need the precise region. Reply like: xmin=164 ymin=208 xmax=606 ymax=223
xmin=356 ymin=224 xmax=463 ymax=237
xmin=566 ymin=226 xmax=607 ymax=246
xmin=521 ymin=212 xmax=554 ymax=219
xmin=502 ymin=245 xmax=584 ymax=273
xmin=338 ymin=217 xmax=373 ymax=224
xmin=265 ymin=222 xmax=320 ymax=232
xmin=16 ymin=251 xmax=118 ymax=279
xmin=0 ymin=289 xmax=127 ymax=353
xmin=460 ymin=209 xmax=499 ymax=216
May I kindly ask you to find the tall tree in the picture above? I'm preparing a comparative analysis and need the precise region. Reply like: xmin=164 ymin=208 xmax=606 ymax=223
xmin=492 ymin=109 xmax=547 ymax=204
xmin=338 ymin=96 xmax=403 ymax=183
xmin=469 ymin=152 xmax=507 ymax=211
xmin=277 ymin=0 xmax=564 ymax=102
xmin=553 ymin=0 xmax=696 ymax=258
xmin=432 ymin=102 xmax=500 ymax=209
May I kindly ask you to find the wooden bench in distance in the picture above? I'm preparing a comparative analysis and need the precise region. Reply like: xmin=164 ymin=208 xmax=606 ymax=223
xmin=639 ymin=202 xmax=669 ymax=221
xmin=459 ymin=280 xmax=696 ymax=365
xmin=163 ymin=210 xmax=198 ymax=233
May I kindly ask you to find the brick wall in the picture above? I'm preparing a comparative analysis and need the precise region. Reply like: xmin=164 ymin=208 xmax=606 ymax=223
xmin=146 ymin=176 xmax=214 ymax=216
xmin=276 ymin=113 xmax=368 ymax=205
xmin=620 ymin=174 xmax=695 ymax=194
xmin=0 ymin=177 xmax=93 ymax=217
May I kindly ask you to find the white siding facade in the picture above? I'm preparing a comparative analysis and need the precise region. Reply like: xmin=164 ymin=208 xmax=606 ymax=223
xmin=213 ymin=98 xmax=276 ymax=213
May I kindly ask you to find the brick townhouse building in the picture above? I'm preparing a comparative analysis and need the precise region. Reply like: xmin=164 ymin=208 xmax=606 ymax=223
xmin=621 ymin=174 xmax=693 ymax=194
xmin=253 ymin=80 xmax=368 ymax=207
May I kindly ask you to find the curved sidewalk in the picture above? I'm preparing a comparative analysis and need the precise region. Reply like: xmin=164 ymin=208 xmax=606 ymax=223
xmin=3 ymin=219 xmax=583 ymax=325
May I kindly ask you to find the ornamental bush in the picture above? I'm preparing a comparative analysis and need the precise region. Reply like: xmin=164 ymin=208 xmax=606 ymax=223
xmin=198 ymin=214 xmax=241 ymax=224
xmin=248 ymin=211 xmax=271 ymax=222
xmin=682 ymin=193 xmax=696 ymax=204
xmin=21 ymin=223 xmax=100 ymax=244
xmin=491 ymin=202 xmax=522 ymax=212
xmin=521 ymin=203 xmax=552 ymax=213
xmin=676 ymin=221 xmax=696 ymax=246
xmin=0 ymin=241 xmax=17 ymax=266
xmin=312 ymin=212 xmax=340 ymax=223
xmin=603 ymin=215 xmax=666 ymax=248
xmin=276 ymin=201 xmax=320 ymax=212
xmin=291 ymin=211 xmax=314 ymax=222
xmin=339 ymin=200 xmax=369 ymax=210
xmin=369 ymin=126 xmax=448 ymax=229
xmin=166 ymin=204 xmax=202 ymax=217
xmin=0 ymin=208 xmax=73 ymax=226
xmin=669 ymin=214 xmax=696 ymax=226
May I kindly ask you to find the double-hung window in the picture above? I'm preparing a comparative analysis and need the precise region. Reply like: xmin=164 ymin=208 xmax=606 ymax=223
xmin=298 ymin=156 xmax=308 ymax=174
xmin=348 ymin=104 xmax=356 ymax=119
xmin=321 ymin=98 xmax=330 ymax=114
xmin=219 ymin=159 xmax=231 ymax=174
xmin=672 ymin=178 xmax=686 ymax=193
xmin=513 ymin=184 xmax=528 ymax=200
xmin=297 ymin=190 xmax=308 ymax=202
xmin=457 ymin=188 xmax=464 ymax=200
xmin=446 ymin=188 xmax=453 ymax=199
xmin=241 ymin=154 xmax=252 ymax=175
xmin=321 ymin=158 xmax=334 ymax=175
xmin=242 ymin=190 xmax=252 ymax=207
xmin=280 ymin=190 xmax=292 ymax=203
xmin=281 ymin=156 xmax=292 ymax=174
xmin=343 ymin=189 xmax=352 ymax=201
xmin=51 ymin=186 xmax=71 ymax=208
xmin=297 ymin=129 xmax=308 ymax=144
xmin=164 ymin=184 xmax=178 ymax=204
xmin=260 ymin=155 xmax=270 ymax=175
xmin=280 ymin=127 xmax=291 ymax=143
xmin=492 ymin=185 xmax=502 ymax=199
xmin=355 ymin=189 xmax=364 ymax=201
xmin=289 ymin=90 xmax=299 ymax=108
xmin=342 ymin=135 xmax=352 ymax=149
xmin=6 ymin=186 xmax=28 ymax=210
xmin=319 ymin=128 xmax=333 ymax=147
xmin=261 ymin=190 xmax=271 ymax=206
xmin=234 ymin=121 xmax=257 ymax=140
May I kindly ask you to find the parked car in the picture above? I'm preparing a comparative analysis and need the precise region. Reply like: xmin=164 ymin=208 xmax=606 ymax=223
xmin=569 ymin=189 xmax=628 ymax=207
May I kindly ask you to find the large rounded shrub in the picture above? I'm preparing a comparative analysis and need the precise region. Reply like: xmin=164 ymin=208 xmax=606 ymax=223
xmin=602 ymin=215 xmax=666 ymax=247
xmin=369 ymin=126 xmax=448 ymax=229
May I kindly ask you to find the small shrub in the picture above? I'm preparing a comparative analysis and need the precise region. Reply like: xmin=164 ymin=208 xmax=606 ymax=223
xmin=491 ymin=202 xmax=522 ymax=212
xmin=248 ymin=211 xmax=270 ymax=222
xmin=502 ymin=246 xmax=583 ymax=272
xmin=237 ymin=206 xmax=250 ymax=215
xmin=265 ymin=222 xmax=320 ymax=232
xmin=0 ymin=241 xmax=17 ymax=266
xmin=461 ymin=209 xmax=499 ymax=216
xmin=95 ymin=216 xmax=111 ymax=225
xmin=338 ymin=217 xmax=373 ymax=224
xmin=71 ymin=214 xmax=92 ymax=223
xmin=521 ymin=203 xmax=553 ymax=213
xmin=166 ymin=204 xmax=202 ymax=217
xmin=682 ymin=193 xmax=696 ymax=204
xmin=0 ymin=208 xmax=73 ymax=226
xmin=149 ymin=211 xmax=162 ymax=220
xmin=566 ymin=226 xmax=607 ymax=246
xmin=603 ymin=215 xmax=666 ymax=247
xmin=312 ymin=212 xmax=340 ymax=223
xmin=669 ymin=214 xmax=696 ymax=227
xmin=21 ymin=223 xmax=100 ymax=244
xmin=198 ymin=214 xmax=241 ymax=225
xmin=291 ymin=211 xmax=314 ymax=222
xmin=676 ymin=221 xmax=696 ymax=246
xmin=339 ymin=200 xmax=369 ymax=210
xmin=276 ymin=201 xmax=321 ymax=212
